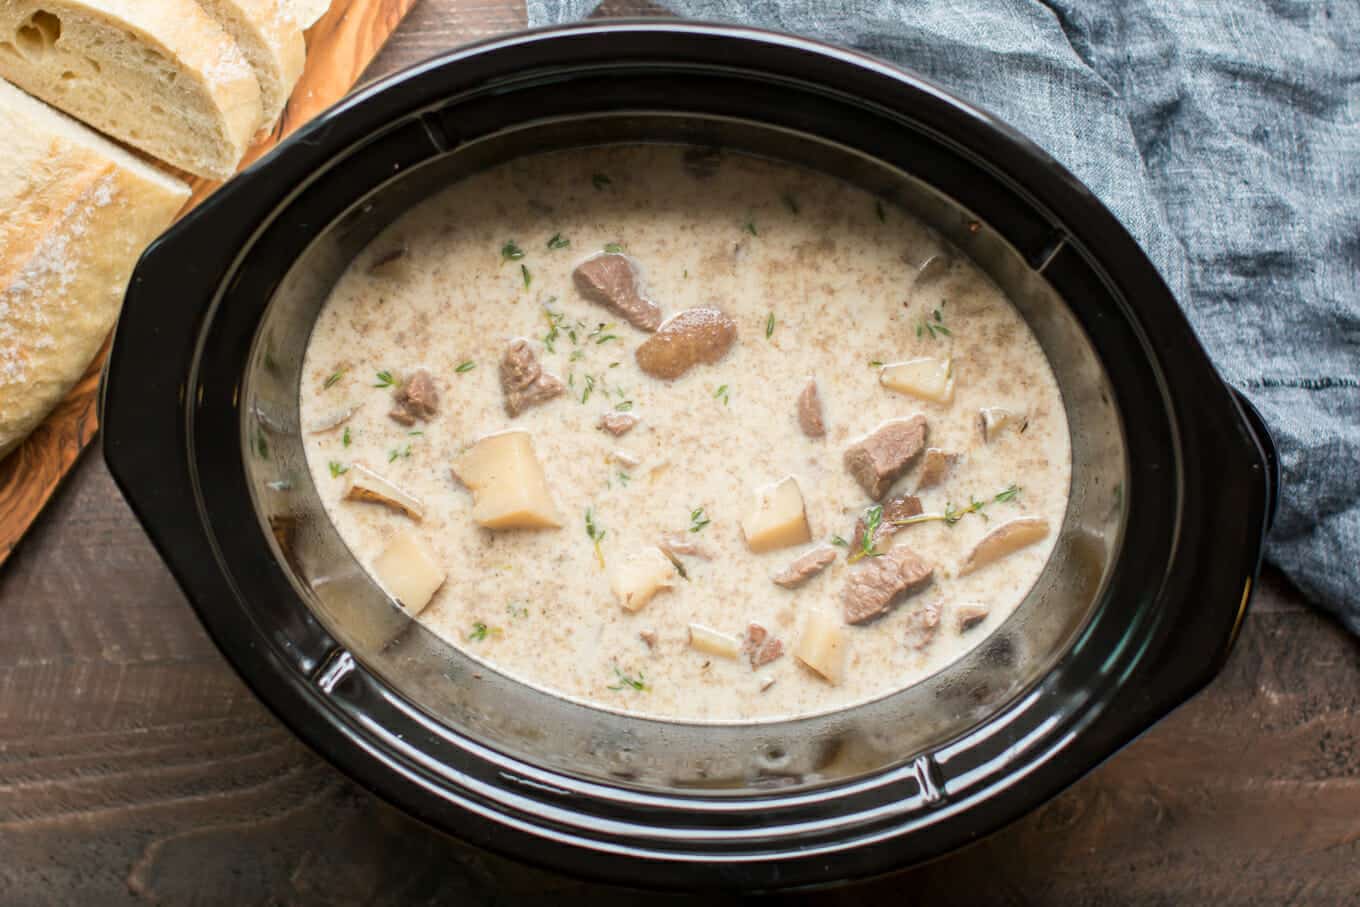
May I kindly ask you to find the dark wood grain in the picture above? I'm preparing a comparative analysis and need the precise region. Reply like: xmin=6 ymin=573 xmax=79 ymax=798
xmin=0 ymin=0 xmax=419 ymax=569
xmin=3 ymin=2 xmax=1359 ymax=904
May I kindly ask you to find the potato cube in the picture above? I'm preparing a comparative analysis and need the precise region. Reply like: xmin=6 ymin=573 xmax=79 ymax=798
xmin=687 ymin=623 xmax=741 ymax=659
xmin=610 ymin=546 xmax=676 ymax=612
xmin=880 ymin=357 xmax=955 ymax=404
xmin=794 ymin=610 xmax=845 ymax=684
xmin=741 ymin=475 xmax=812 ymax=553
xmin=451 ymin=430 xmax=562 ymax=529
xmin=959 ymin=517 xmax=1050 ymax=575
xmin=372 ymin=529 xmax=445 ymax=615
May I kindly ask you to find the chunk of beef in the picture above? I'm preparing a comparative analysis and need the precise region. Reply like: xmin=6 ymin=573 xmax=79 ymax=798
xmin=599 ymin=412 xmax=639 ymax=437
xmin=955 ymin=602 xmax=990 ymax=633
xmin=772 ymin=545 xmax=837 ymax=588
xmin=848 ymin=495 xmax=923 ymax=554
xmin=904 ymin=600 xmax=942 ymax=650
xmin=499 ymin=339 xmax=565 ymax=416
xmin=916 ymin=447 xmax=957 ymax=491
xmin=389 ymin=369 xmax=438 ymax=425
xmin=634 ymin=308 xmax=738 ymax=379
xmin=743 ymin=623 xmax=785 ymax=667
xmin=841 ymin=545 xmax=933 ymax=624
xmin=573 ymin=253 xmax=662 ymax=331
xmin=797 ymin=378 xmax=826 ymax=438
xmin=843 ymin=416 xmax=928 ymax=499
xmin=657 ymin=532 xmax=712 ymax=561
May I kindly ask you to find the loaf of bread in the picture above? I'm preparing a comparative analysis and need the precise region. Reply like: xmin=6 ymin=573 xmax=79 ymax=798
xmin=0 ymin=0 xmax=262 ymax=179
xmin=279 ymin=0 xmax=330 ymax=29
xmin=197 ymin=0 xmax=304 ymax=130
xmin=0 ymin=77 xmax=190 ymax=460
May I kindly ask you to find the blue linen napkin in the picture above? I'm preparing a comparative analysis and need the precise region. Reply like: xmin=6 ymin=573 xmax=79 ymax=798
xmin=529 ymin=0 xmax=1360 ymax=632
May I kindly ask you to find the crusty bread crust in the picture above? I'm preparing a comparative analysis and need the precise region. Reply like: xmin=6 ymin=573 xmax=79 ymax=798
xmin=198 ymin=0 xmax=305 ymax=130
xmin=0 ymin=78 xmax=189 ymax=460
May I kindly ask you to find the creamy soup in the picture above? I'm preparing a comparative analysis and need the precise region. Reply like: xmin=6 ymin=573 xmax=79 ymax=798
xmin=298 ymin=145 xmax=1071 ymax=723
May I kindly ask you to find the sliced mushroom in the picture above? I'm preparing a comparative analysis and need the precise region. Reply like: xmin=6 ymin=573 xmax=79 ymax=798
xmin=797 ymin=378 xmax=826 ymax=438
xmin=658 ymin=532 xmax=712 ymax=561
xmin=306 ymin=402 xmax=361 ymax=434
xmin=959 ymin=517 xmax=1050 ymax=575
xmin=954 ymin=602 xmax=990 ymax=633
xmin=634 ymin=308 xmax=738 ymax=379
xmin=771 ymin=545 xmax=837 ymax=588
xmin=343 ymin=464 xmax=425 ymax=520
xmin=573 ymin=253 xmax=662 ymax=331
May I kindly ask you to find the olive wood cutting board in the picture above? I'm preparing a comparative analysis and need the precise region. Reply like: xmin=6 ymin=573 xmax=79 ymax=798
xmin=0 ymin=0 xmax=420 ymax=566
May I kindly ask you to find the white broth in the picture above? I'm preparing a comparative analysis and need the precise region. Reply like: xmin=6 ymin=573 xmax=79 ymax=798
xmin=299 ymin=145 xmax=1072 ymax=723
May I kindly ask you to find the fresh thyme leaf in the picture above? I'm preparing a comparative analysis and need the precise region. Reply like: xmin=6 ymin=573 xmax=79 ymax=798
xmin=255 ymin=433 xmax=269 ymax=459
xmin=604 ymin=242 xmax=625 ymax=254
xmin=617 ymin=470 xmax=631 ymax=486
xmin=328 ymin=461 xmax=348 ymax=478
xmin=507 ymin=603 xmax=529 ymax=619
xmin=467 ymin=621 xmax=489 ymax=642
xmin=744 ymin=220 xmax=758 ymax=236
xmin=614 ymin=400 xmax=633 ymax=412
xmin=521 ymin=264 xmax=531 ymax=288
xmin=848 ymin=504 xmax=885 ymax=563
xmin=374 ymin=370 xmax=395 ymax=388
xmin=765 ymin=312 xmax=776 ymax=339
xmin=323 ymin=370 xmax=344 ymax=389
xmin=875 ymin=198 xmax=887 ymax=222
xmin=869 ymin=360 xmax=884 ymax=368
xmin=585 ymin=506 xmax=606 ymax=568
xmin=592 ymin=173 xmax=612 ymax=191
xmin=782 ymin=193 xmax=800 ymax=214
xmin=663 ymin=549 xmax=689 ymax=581
xmin=408 ymin=430 xmax=423 ymax=436
xmin=542 ymin=304 xmax=564 ymax=352
xmin=547 ymin=232 xmax=571 ymax=250
xmin=342 ymin=426 xmax=351 ymax=448
xmin=581 ymin=373 xmax=596 ymax=404
xmin=830 ymin=534 xmax=849 ymax=547
xmin=501 ymin=240 xmax=525 ymax=261
xmin=387 ymin=444 xmax=411 ymax=463
xmin=608 ymin=664 xmax=649 ymax=692
xmin=714 ymin=384 xmax=730 ymax=405
xmin=455 ymin=360 xmax=476 ymax=373
xmin=689 ymin=506 xmax=711 ymax=533
xmin=569 ymin=349 xmax=585 ymax=362
xmin=994 ymin=483 xmax=1021 ymax=503
xmin=595 ymin=333 xmax=619 ymax=345
xmin=893 ymin=485 xmax=1021 ymax=529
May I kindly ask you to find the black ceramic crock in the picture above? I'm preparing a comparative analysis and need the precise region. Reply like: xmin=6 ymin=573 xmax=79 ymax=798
xmin=101 ymin=22 xmax=1278 ymax=890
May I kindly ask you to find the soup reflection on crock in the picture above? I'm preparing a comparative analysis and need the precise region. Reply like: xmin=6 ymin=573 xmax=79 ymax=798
xmin=298 ymin=145 xmax=1072 ymax=723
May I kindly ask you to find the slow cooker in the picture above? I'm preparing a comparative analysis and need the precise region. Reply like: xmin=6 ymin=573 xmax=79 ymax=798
xmin=101 ymin=22 xmax=1278 ymax=890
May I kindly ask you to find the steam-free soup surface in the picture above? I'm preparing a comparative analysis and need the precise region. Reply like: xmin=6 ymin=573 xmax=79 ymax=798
xmin=299 ymin=145 xmax=1071 ymax=723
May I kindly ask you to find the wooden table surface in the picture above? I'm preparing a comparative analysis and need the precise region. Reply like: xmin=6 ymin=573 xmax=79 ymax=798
xmin=3 ymin=2 xmax=1359 ymax=904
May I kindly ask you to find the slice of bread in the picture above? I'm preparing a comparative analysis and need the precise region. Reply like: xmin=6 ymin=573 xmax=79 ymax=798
xmin=0 ymin=0 xmax=262 ymax=179
xmin=0 ymin=77 xmax=189 ymax=461
xmin=278 ymin=0 xmax=329 ymax=29
xmin=196 ymin=0 xmax=304 ymax=130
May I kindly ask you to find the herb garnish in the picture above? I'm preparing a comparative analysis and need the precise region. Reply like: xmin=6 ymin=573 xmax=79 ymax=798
xmin=501 ymin=240 xmax=525 ymax=261
xmin=744 ymin=220 xmax=759 ymax=236
xmin=608 ymin=664 xmax=649 ymax=692
xmin=507 ymin=603 xmax=529 ymax=619
xmin=830 ymin=534 xmax=849 ymax=547
xmin=466 ymin=621 xmax=502 ymax=642
xmin=765 ymin=312 xmax=776 ymax=339
xmin=374 ymin=370 xmax=395 ymax=388
xmin=662 ymin=549 xmax=689 ymax=581
xmin=592 ymin=173 xmax=612 ymax=191
xmin=547 ymin=232 xmax=571 ymax=250
xmin=455 ymin=360 xmax=476 ymax=373
xmin=328 ymin=461 xmax=348 ymax=478
xmin=714 ymin=384 xmax=730 ymax=405
xmin=255 ymin=432 xmax=269 ymax=459
xmin=782 ymin=193 xmax=800 ymax=214
xmin=580 ymin=373 xmax=596 ymax=404
xmin=614 ymin=400 xmax=633 ymax=412
xmin=689 ymin=506 xmax=711 ymax=533
xmin=542 ymin=304 xmax=565 ymax=352
xmin=323 ymin=370 xmax=344 ymax=389
xmin=604 ymin=242 xmax=625 ymax=254
xmin=917 ymin=308 xmax=952 ymax=340
xmin=342 ymin=426 xmax=351 ymax=448
xmin=894 ymin=484 xmax=1023 ymax=528
xmin=875 ymin=199 xmax=887 ymax=222
xmin=387 ymin=444 xmax=411 ymax=463
xmin=868 ymin=360 xmax=884 ymax=368
xmin=585 ymin=507 xmax=606 ymax=567
xmin=589 ymin=322 xmax=619 ymax=345
xmin=847 ymin=504 xmax=885 ymax=564
xmin=521 ymin=264 xmax=531 ymax=288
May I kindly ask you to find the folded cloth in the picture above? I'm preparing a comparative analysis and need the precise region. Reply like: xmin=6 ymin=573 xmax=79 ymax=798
xmin=530 ymin=0 xmax=1360 ymax=632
